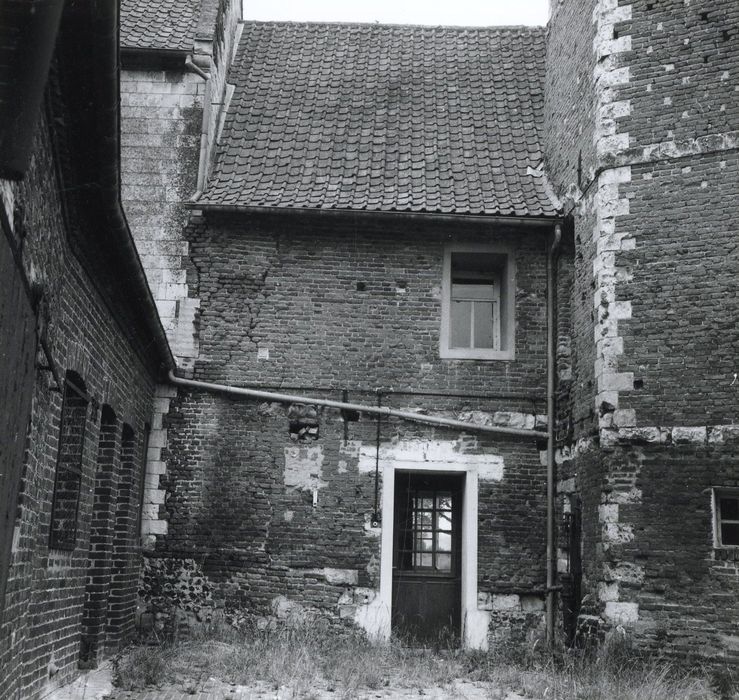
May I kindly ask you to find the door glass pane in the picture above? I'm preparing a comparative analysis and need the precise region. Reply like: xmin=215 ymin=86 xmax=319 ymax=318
xmin=415 ymin=511 xmax=432 ymax=527
xmin=415 ymin=553 xmax=433 ymax=568
xmin=436 ymin=553 xmax=452 ymax=571
xmin=437 ymin=532 xmax=452 ymax=552
xmin=473 ymin=301 xmax=495 ymax=348
xmin=398 ymin=483 xmax=457 ymax=572
xmin=450 ymin=300 xmax=471 ymax=347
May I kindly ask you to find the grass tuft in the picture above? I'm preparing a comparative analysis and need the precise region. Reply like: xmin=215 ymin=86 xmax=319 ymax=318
xmin=112 ymin=644 xmax=169 ymax=690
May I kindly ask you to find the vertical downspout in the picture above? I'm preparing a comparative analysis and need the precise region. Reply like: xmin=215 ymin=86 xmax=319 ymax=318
xmin=546 ymin=223 xmax=562 ymax=645
xmin=185 ymin=54 xmax=211 ymax=200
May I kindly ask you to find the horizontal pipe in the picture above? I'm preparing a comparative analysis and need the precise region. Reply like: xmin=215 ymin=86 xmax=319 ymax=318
xmin=152 ymin=379 xmax=541 ymax=403
xmin=168 ymin=371 xmax=545 ymax=439
xmin=188 ymin=202 xmax=562 ymax=228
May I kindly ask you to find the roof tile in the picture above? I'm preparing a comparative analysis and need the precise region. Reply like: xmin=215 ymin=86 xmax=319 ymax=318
xmin=202 ymin=21 xmax=560 ymax=217
xmin=120 ymin=0 xmax=200 ymax=52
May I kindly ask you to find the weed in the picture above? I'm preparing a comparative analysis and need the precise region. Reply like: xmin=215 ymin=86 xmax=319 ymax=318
xmin=112 ymin=644 xmax=169 ymax=690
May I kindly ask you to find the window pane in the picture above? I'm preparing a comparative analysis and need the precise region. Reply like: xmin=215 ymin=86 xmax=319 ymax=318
xmin=721 ymin=523 xmax=739 ymax=546
xmin=473 ymin=301 xmax=495 ymax=348
xmin=436 ymin=553 xmax=451 ymax=571
xmin=720 ymin=497 xmax=739 ymax=521
xmin=451 ymin=300 xmax=471 ymax=347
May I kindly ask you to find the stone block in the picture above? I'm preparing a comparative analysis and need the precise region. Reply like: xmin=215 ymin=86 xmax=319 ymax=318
xmin=492 ymin=594 xmax=520 ymax=611
xmin=604 ymin=602 xmax=639 ymax=625
xmin=671 ymin=427 xmax=707 ymax=445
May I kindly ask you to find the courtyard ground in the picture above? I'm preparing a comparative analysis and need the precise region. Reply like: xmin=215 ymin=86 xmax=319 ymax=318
xmin=46 ymin=622 xmax=730 ymax=700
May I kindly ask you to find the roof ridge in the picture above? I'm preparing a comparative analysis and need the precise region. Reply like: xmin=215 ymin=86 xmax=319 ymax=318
xmin=240 ymin=19 xmax=546 ymax=32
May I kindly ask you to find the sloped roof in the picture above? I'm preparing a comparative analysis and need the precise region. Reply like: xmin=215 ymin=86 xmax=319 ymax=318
xmin=201 ymin=21 xmax=560 ymax=218
xmin=120 ymin=0 xmax=200 ymax=52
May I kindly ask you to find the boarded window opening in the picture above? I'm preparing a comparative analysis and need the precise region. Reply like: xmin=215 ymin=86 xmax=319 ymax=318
xmin=288 ymin=403 xmax=319 ymax=441
xmin=49 ymin=371 xmax=89 ymax=550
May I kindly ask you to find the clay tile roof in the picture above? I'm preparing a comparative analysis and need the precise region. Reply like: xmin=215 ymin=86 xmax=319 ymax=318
xmin=201 ymin=21 xmax=561 ymax=218
xmin=120 ymin=0 xmax=200 ymax=52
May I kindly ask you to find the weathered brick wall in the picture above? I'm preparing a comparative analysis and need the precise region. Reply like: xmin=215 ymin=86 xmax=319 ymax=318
xmin=544 ymin=0 xmax=598 ymax=195
xmin=616 ymin=156 xmax=738 ymax=425
xmin=546 ymin=0 xmax=739 ymax=660
xmin=142 ymin=213 xmax=570 ymax=646
xmin=188 ymin=215 xmax=552 ymax=393
xmin=0 ymin=109 xmax=157 ymax=698
xmin=606 ymin=0 xmax=739 ymax=425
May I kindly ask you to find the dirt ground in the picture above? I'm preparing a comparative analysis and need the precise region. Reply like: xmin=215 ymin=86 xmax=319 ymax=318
xmin=47 ymin=664 xmax=531 ymax=700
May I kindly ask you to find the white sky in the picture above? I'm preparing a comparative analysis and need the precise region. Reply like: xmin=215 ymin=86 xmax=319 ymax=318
xmin=242 ymin=1 xmax=550 ymax=27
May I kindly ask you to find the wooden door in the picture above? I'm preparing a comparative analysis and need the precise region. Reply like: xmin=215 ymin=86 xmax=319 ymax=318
xmin=392 ymin=472 xmax=464 ymax=645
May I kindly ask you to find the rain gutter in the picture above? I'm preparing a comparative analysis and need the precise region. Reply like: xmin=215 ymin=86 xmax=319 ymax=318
xmin=184 ymin=54 xmax=211 ymax=200
xmin=546 ymin=223 xmax=563 ymax=645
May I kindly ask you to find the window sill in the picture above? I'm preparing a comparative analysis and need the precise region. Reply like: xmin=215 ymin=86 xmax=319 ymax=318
xmin=440 ymin=348 xmax=515 ymax=361
xmin=713 ymin=546 xmax=739 ymax=561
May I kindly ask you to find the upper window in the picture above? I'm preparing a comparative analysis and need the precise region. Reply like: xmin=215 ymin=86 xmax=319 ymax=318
xmin=440 ymin=245 xmax=515 ymax=360
xmin=714 ymin=490 xmax=739 ymax=548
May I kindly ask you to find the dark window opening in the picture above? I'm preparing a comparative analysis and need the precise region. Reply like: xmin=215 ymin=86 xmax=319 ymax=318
xmin=136 ymin=423 xmax=151 ymax=540
xmin=49 ymin=371 xmax=89 ymax=550
xmin=79 ymin=404 xmax=118 ymax=667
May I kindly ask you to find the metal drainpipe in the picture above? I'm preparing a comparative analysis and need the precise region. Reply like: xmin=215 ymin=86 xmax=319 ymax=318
xmin=167 ymin=370 xmax=545 ymax=439
xmin=546 ymin=223 xmax=563 ymax=645
xmin=185 ymin=54 xmax=211 ymax=200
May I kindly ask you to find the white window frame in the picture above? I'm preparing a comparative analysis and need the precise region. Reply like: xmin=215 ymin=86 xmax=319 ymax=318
xmin=713 ymin=488 xmax=739 ymax=548
xmin=439 ymin=243 xmax=515 ymax=361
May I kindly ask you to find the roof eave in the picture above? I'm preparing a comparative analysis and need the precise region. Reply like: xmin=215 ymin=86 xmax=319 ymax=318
xmin=120 ymin=46 xmax=190 ymax=69
xmin=187 ymin=202 xmax=563 ymax=227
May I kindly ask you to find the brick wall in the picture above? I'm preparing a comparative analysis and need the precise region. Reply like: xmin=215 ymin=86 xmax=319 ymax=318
xmin=141 ymin=212 xmax=571 ymax=648
xmin=0 ymin=107 xmax=158 ymax=698
xmin=546 ymin=0 xmax=739 ymax=660
xmin=544 ymin=0 xmax=598 ymax=195
xmin=187 ymin=214 xmax=553 ymax=393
